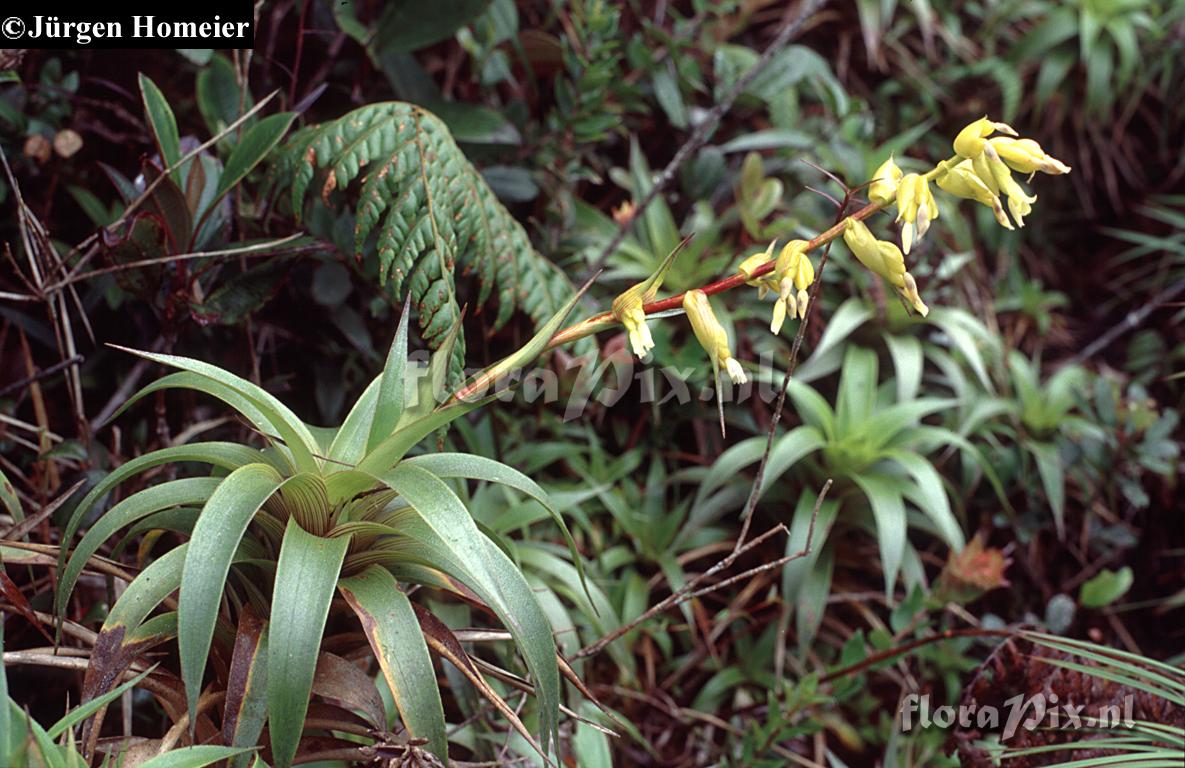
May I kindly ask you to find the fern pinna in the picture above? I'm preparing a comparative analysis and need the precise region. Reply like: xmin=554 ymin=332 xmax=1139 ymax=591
xmin=274 ymin=102 xmax=581 ymax=380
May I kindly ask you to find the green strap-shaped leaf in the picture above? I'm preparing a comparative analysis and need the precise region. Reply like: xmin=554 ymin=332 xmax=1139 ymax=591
xmin=835 ymin=345 xmax=879 ymax=436
xmin=368 ymin=299 xmax=411 ymax=451
xmin=404 ymin=452 xmax=589 ymax=598
xmin=57 ymin=477 xmax=223 ymax=617
xmin=781 ymin=490 xmax=840 ymax=654
xmin=179 ymin=464 xmax=285 ymax=724
xmin=136 ymin=745 xmax=254 ymax=768
xmin=786 ymin=380 xmax=836 ymax=439
xmin=851 ymin=473 xmax=908 ymax=600
xmin=327 ymin=377 xmax=380 ymax=467
xmin=18 ymin=700 xmax=65 ymax=768
xmin=355 ymin=399 xmax=488 ymax=475
xmin=379 ymin=466 xmax=559 ymax=756
xmin=105 ymin=545 xmax=188 ymax=632
xmin=47 ymin=667 xmax=154 ymax=741
xmin=888 ymin=450 xmax=965 ymax=551
xmin=268 ymin=519 xmax=349 ymax=768
xmin=338 ymin=566 xmax=447 ymax=761
xmin=111 ymin=347 xmax=321 ymax=474
xmin=57 ymin=442 xmax=266 ymax=600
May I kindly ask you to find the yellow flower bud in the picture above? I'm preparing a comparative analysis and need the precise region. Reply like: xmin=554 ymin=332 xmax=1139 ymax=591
xmin=895 ymin=174 xmax=938 ymax=254
xmin=683 ymin=289 xmax=747 ymax=384
xmin=868 ymin=155 xmax=903 ymax=205
xmin=988 ymin=137 xmax=1071 ymax=176
xmin=953 ymin=116 xmax=1017 ymax=159
xmin=842 ymin=218 xmax=929 ymax=316
xmin=936 ymin=159 xmax=1013 ymax=229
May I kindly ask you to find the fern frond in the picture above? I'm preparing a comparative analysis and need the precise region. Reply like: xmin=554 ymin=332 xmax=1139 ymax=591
xmin=273 ymin=103 xmax=584 ymax=380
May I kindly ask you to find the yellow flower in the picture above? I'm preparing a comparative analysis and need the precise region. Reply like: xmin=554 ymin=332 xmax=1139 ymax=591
xmin=611 ymin=237 xmax=688 ymax=358
xmin=683 ymin=289 xmax=747 ymax=384
xmin=770 ymin=239 xmax=813 ymax=334
xmin=953 ymin=116 xmax=1017 ymax=158
xmin=988 ymin=137 xmax=1071 ymax=176
xmin=936 ymin=159 xmax=1013 ymax=229
xmin=868 ymin=155 xmax=903 ymax=205
xmin=611 ymin=284 xmax=655 ymax=358
xmin=895 ymin=173 xmax=938 ymax=254
xmin=973 ymin=151 xmax=1038 ymax=227
xmin=842 ymin=218 xmax=929 ymax=316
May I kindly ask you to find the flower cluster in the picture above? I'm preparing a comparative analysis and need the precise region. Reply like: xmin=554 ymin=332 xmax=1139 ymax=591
xmin=851 ymin=117 xmax=1070 ymax=315
xmin=738 ymin=239 xmax=815 ymax=335
xmin=603 ymin=117 xmax=1070 ymax=419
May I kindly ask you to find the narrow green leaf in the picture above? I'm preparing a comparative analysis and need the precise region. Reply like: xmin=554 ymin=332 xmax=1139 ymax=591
xmin=268 ymin=519 xmax=349 ymax=768
xmin=852 ymin=474 xmax=908 ymax=599
xmin=1028 ymin=440 xmax=1065 ymax=538
xmin=179 ymin=464 xmax=284 ymax=724
xmin=57 ymin=442 xmax=266 ymax=607
xmin=378 ymin=466 xmax=560 ymax=755
xmin=214 ymin=112 xmax=296 ymax=202
xmin=369 ymin=298 xmax=411 ymax=451
xmin=47 ymin=667 xmax=154 ymax=740
xmin=0 ymin=467 xmax=22 ymax=522
xmin=836 ymin=346 xmax=878 ymax=436
xmin=110 ymin=347 xmax=321 ymax=473
xmin=888 ymin=451 xmax=964 ymax=550
xmin=105 ymin=546 xmax=188 ymax=632
xmin=403 ymin=452 xmax=588 ymax=598
xmin=884 ymin=332 xmax=923 ymax=402
xmin=136 ymin=745 xmax=254 ymax=768
xmin=139 ymin=73 xmax=182 ymax=179
xmin=58 ymin=477 xmax=223 ymax=618
xmin=327 ymin=377 xmax=381 ymax=466
xmin=339 ymin=566 xmax=447 ymax=761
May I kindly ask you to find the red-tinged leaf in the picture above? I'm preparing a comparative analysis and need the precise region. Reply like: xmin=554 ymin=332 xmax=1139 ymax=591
xmin=413 ymin=603 xmax=553 ymax=766
xmin=311 ymin=652 xmax=386 ymax=729
xmin=223 ymin=605 xmax=269 ymax=768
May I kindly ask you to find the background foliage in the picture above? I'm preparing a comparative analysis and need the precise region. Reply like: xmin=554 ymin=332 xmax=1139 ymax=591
xmin=1 ymin=1 xmax=1182 ymax=766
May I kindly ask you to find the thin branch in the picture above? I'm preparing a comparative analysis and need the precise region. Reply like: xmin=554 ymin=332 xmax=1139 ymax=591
xmin=1070 ymin=278 xmax=1185 ymax=364
xmin=41 ymin=233 xmax=307 ymax=293
xmin=0 ymin=356 xmax=84 ymax=397
xmin=584 ymin=0 xmax=830 ymax=278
